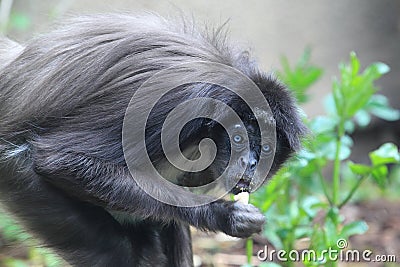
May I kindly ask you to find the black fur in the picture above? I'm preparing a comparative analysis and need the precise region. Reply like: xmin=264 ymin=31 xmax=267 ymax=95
xmin=0 ymin=14 xmax=306 ymax=266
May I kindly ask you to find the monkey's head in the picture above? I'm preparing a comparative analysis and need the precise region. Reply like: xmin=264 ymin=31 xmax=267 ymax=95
xmin=137 ymin=69 xmax=307 ymax=197
xmin=203 ymin=76 xmax=306 ymax=195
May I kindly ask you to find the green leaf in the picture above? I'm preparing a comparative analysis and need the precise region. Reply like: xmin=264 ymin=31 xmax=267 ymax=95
xmin=362 ymin=62 xmax=389 ymax=81
xmin=369 ymin=143 xmax=400 ymax=166
xmin=350 ymin=52 xmax=360 ymax=76
xmin=341 ymin=221 xmax=368 ymax=238
xmin=344 ymin=120 xmax=355 ymax=133
xmin=318 ymin=136 xmax=352 ymax=161
xmin=324 ymin=218 xmax=338 ymax=246
xmin=339 ymin=135 xmax=353 ymax=160
xmin=332 ymin=53 xmax=390 ymax=120
xmin=339 ymin=145 xmax=351 ymax=161
xmin=348 ymin=162 xmax=372 ymax=175
xmin=354 ymin=110 xmax=371 ymax=127
xmin=277 ymin=48 xmax=323 ymax=104
xmin=371 ymin=106 xmax=400 ymax=121
xmin=366 ymin=94 xmax=400 ymax=121
xmin=371 ymin=165 xmax=388 ymax=189
xmin=375 ymin=62 xmax=390 ymax=75
xmin=332 ymin=79 xmax=344 ymax=117
xmin=309 ymin=116 xmax=337 ymax=134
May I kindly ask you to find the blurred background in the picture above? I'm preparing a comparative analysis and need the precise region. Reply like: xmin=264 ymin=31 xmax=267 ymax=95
xmin=0 ymin=0 xmax=399 ymax=266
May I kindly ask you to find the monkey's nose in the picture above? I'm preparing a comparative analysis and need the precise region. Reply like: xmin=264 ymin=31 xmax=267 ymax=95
xmin=239 ymin=156 xmax=257 ymax=171
xmin=249 ymin=158 xmax=257 ymax=171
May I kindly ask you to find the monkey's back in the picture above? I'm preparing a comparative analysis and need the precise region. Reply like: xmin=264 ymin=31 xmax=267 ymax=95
xmin=0 ymin=14 xmax=249 ymax=147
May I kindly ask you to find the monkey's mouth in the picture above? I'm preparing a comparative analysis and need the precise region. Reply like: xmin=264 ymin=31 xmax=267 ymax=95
xmin=231 ymin=178 xmax=251 ymax=195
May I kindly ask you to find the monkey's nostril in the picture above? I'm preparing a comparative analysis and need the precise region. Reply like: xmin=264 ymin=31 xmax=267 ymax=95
xmin=239 ymin=157 xmax=257 ymax=170
xmin=249 ymin=159 xmax=257 ymax=170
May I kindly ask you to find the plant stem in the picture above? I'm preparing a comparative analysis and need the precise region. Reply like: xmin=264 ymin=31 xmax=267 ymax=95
xmin=338 ymin=175 xmax=368 ymax=209
xmin=332 ymin=124 xmax=345 ymax=206
xmin=246 ymin=238 xmax=253 ymax=265
xmin=317 ymin=167 xmax=333 ymax=205
xmin=246 ymin=193 xmax=253 ymax=266
xmin=331 ymin=123 xmax=344 ymax=267
xmin=285 ymin=231 xmax=295 ymax=267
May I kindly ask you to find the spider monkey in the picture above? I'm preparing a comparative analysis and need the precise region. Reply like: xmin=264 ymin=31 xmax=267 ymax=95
xmin=0 ymin=14 xmax=306 ymax=267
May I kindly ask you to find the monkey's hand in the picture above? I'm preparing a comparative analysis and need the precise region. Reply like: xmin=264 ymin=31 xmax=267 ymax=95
xmin=210 ymin=200 xmax=265 ymax=238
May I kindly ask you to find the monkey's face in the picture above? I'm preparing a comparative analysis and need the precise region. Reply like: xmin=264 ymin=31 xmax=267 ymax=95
xmin=152 ymin=106 xmax=286 ymax=197
xmin=208 ymin=119 xmax=277 ymax=195
xmin=153 ymin=116 xmax=275 ymax=195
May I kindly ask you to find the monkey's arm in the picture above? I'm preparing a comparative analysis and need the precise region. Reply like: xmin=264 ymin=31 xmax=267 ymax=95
xmin=34 ymin=150 xmax=264 ymax=238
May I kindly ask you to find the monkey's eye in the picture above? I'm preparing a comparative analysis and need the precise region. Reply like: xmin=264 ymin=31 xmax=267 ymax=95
xmin=233 ymin=134 xmax=243 ymax=144
xmin=261 ymin=143 xmax=273 ymax=154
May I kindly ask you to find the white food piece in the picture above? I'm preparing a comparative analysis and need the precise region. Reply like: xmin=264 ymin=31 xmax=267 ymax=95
xmin=234 ymin=191 xmax=249 ymax=204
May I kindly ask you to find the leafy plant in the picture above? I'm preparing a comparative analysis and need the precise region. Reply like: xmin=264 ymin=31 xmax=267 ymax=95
xmin=247 ymin=51 xmax=400 ymax=267
xmin=277 ymin=47 xmax=323 ymax=104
